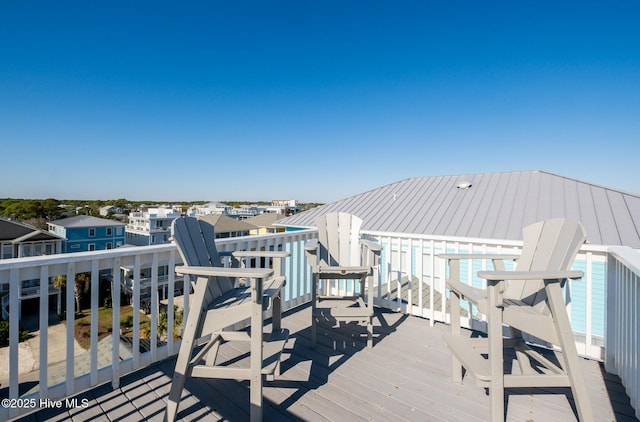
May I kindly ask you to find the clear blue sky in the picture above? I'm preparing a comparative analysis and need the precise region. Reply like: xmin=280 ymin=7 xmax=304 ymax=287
xmin=1 ymin=1 xmax=639 ymax=203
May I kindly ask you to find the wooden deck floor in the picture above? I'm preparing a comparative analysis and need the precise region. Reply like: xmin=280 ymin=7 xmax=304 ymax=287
xmin=13 ymin=304 xmax=639 ymax=422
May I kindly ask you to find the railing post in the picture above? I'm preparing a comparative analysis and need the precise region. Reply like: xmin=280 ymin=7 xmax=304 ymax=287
xmin=65 ymin=262 xmax=75 ymax=396
xmin=39 ymin=265 xmax=49 ymax=400
xmin=9 ymin=268 xmax=19 ymax=403
xmin=605 ymin=250 xmax=619 ymax=373
xmin=112 ymin=256 xmax=121 ymax=389
xmin=90 ymin=259 xmax=99 ymax=385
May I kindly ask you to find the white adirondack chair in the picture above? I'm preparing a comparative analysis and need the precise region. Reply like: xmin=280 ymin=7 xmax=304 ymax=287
xmin=441 ymin=218 xmax=593 ymax=422
xmin=165 ymin=217 xmax=290 ymax=422
xmin=305 ymin=212 xmax=381 ymax=348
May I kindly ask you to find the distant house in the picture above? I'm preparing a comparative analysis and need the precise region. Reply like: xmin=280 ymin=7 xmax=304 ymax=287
xmin=99 ymin=205 xmax=124 ymax=216
xmin=126 ymin=206 xmax=181 ymax=246
xmin=197 ymin=214 xmax=255 ymax=238
xmin=1 ymin=218 xmax=64 ymax=259
xmin=1 ymin=219 xmax=66 ymax=319
xmin=271 ymin=199 xmax=301 ymax=216
xmin=187 ymin=202 xmax=232 ymax=216
xmin=48 ymin=215 xmax=126 ymax=252
xmin=245 ymin=213 xmax=286 ymax=236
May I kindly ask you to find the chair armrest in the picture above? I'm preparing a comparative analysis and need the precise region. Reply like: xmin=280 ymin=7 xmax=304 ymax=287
xmin=360 ymin=239 xmax=382 ymax=254
xmin=477 ymin=270 xmax=584 ymax=281
xmin=175 ymin=265 xmax=274 ymax=279
xmin=305 ymin=238 xmax=319 ymax=254
xmin=232 ymin=251 xmax=291 ymax=259
xmin=439 ymin=253 xmax=520 ymax=261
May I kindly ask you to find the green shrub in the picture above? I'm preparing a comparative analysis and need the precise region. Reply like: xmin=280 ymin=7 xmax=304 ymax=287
xmin=0 ymin=319 xmax=8 ymax=346
xmin=120 ymin=315 xmax=133 ymax=328
xmin=0 ymin=318 xmax=30 ymax=346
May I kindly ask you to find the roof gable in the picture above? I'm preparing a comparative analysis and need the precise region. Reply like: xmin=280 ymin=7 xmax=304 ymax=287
xmin=0 ymin=218 xmax=63 ymax=242
xmin=0 ymin=218 xmax=34 ymax=240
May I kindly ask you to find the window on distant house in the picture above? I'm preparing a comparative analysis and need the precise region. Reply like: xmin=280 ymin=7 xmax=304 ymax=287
xmin=106 ymin=242 xmax=112 ymax=249
xmin=106 ymin=228 xmax=112 ymax=236
xmin=89 ymin=228 xmax=95 ymax=237
xmin=89 ymin=244 xmax=96 ymax=251
xmin=2 ymin=244 xmax=13 ymax=259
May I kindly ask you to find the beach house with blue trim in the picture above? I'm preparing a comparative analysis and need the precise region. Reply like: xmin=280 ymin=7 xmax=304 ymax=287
xmin=276 ymin=170 xmax=640 ymax=357
xmin=48 ymin=215 xmax=126 ymax=253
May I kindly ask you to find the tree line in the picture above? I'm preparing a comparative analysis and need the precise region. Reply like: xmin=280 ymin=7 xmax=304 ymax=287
xmin=1 ymin=198 xmax=321 ymax=230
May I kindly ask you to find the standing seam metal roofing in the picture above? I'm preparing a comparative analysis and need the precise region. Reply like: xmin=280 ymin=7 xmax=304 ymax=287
xmin=276 ymin=170 xmax=640 ymax=248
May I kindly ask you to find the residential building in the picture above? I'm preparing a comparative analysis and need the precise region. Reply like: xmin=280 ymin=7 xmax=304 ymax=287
xmin=48 ymin=215 xmax=126 ymax=252
xmin=271 ymin=199 xmax=301 ymax=216
xmin=245 ymin=213 xmax=286 ymax=235
xmin=197 ymin=214 xmax=255 ymax=238
xmin=126 ymin=206 xmax=181 ymax=246
xmin=99 ymin=205 xmax=124 ymax=216
xmin=0 ymin=219 xmax=65 ymax=319
xmin=187 ymin=202 xmax=232 ymax=216
xmin=1 ymin=218 xmax=64 ymax=259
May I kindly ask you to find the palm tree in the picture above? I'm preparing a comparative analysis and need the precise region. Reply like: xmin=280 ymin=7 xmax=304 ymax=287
xmin=53 ymin=272 xmax=91 ymax=314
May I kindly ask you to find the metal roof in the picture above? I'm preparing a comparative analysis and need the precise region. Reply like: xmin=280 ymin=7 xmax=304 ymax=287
xmin=276 ymin=170 xmax=640 ymax=248
xmin=48 ymin=215 xmax=126 ymax=228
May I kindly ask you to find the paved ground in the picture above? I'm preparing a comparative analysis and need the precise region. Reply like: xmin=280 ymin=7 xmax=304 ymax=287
xmin=0 ymin=316 xmax=130 ymax=396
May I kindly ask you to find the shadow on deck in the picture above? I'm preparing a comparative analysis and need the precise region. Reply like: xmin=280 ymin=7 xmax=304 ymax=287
xmin=11 ymin=304 xmax=639 ymax=422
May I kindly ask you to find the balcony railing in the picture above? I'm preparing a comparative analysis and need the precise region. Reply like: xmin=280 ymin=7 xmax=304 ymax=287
xmin=1 ymin=229 xmax=639 ymax=420
xmin=606 ymin=246 xmax=640 ymax=417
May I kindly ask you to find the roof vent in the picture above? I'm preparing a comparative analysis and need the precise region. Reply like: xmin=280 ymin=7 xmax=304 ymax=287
xmin=457 ymin=181 xmax=472 ymax=190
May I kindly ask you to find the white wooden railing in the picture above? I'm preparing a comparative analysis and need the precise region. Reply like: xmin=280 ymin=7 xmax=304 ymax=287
xmin=0 ymin=229 xmax=637 ymax=419
xmin=362 ymin=230 xmax=610 ymax=359
xmin=606 ymin=246 xmax=640 ymax=419
xmin=0 ymin=230 xmax=316 ymax=420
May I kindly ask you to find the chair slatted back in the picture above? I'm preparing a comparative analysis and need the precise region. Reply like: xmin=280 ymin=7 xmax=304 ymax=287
xmin=504 ymin=218 xmax=587 ymax=311
xmin=315 ymin=212 xmax=363 ymax=267
xmin=171 ymin=216 xmax=235 ymax=298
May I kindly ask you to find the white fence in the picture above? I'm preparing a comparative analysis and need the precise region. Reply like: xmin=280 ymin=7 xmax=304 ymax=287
xmin=0 ymin=229 xmax=637 ymax=419
xmin=363 ymin=230 xmax=609 ymax=359
xmin=0 ymin=230 xmax=316 ymax=421
xmin=606 ymin=246 xmax=640 ymax=419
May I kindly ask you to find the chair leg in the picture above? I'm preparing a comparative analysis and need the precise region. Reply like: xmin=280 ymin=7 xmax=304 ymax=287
xmin=365 ymin=274 xmax=373 ymax=348
xmin=165 ymin=338 xmax=194 ymax=422
xmin=487 ymin=281 xmax=505 ymax=422
xmin=546 ymin=282 xmax=594 ymax=422
xmin=272 ymin=290 xmax=282 ymax=332
xmin=165 ymin=277 xmax=208 ymax=422
xmin=450 ymin=290 xmax=463 ymax=383
xmin=250 ymin=300 xmax=263 ymax=422
xmin=311 ymin=273 xmax=318 ymax=348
